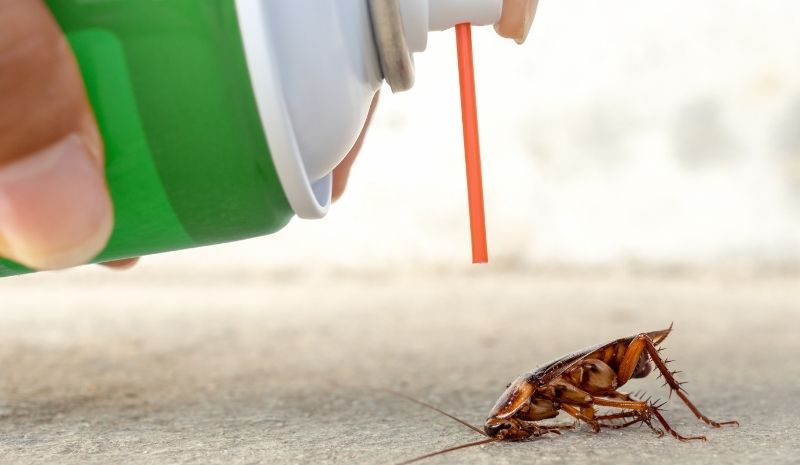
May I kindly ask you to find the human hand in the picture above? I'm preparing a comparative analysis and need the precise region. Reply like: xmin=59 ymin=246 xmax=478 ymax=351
xmin=0 ymin=0 xmax=112 ymax=271
xmin=332 ymin=92 xmax=378 ymax=201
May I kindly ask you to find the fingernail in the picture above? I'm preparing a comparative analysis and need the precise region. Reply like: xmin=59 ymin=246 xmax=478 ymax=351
xmin=0 ymin=135 xmax=113 ymax=270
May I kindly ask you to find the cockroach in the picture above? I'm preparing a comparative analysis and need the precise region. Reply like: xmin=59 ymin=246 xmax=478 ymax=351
xmin=393 ymin=324 xmax=738 ymax=465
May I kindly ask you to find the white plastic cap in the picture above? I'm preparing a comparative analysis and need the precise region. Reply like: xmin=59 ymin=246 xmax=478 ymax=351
xmin=399 ymin=0 xmax=538 ymax=53
xmin=428 ymin=0 xmax=504 ymax=31
xmin=400 ymin=0 xmax=503 ymax=52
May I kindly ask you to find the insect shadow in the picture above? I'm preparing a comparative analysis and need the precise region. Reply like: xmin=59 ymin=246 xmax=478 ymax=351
xmin=391 ymin=324 xmax=738 ymax=465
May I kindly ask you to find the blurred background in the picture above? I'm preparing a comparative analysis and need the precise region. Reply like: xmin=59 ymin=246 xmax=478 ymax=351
xmin=1 ymin=2 xmax=799 ymax=464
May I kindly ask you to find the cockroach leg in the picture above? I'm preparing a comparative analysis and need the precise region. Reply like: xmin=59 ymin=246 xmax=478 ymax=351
xmin=617 ymin=334 xmax=739 ymax=428
xmin=548 ymin=421 xmax=580 ymax=431
xmin=591 ymin=395 xmax=706 ymax=441
xmin=518 ymin=421 xmax=564 ymax=437
xmin=519 ymin=420 xmax=576 ymax=436
xmin=650 ymin=404 xmax=707 ymax=442
xmin=560 ymin=404 xmax=601 ymax=432
xmin=596 ymin=410 xmax=651 ymax=431
xmin=633 ymin=412 xmax=666 ymax=438
xmin=605 ymin=391 xmax=638 ymax=401
xmin=595 ymin=410 xmax=640 ymax=422
xmin=598 ymin=413 xmax=660 ymax=434
xmin=593 ymin=397 xmax=649 ymax=410
xmin=592 ymin=397 xmax=663 ymax=436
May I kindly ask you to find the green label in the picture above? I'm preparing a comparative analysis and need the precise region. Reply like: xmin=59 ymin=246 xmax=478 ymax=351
xmin=72 ymin=29 xmax=195 ymax=261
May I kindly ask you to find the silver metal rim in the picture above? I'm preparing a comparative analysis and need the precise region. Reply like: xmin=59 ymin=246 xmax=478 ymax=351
xmin=367 ymin=0 xmax=415 ymax=93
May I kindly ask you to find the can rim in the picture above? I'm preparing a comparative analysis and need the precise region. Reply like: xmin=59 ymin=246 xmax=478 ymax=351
xmin=235 ymin=0 xmax=331 ymax=219
xmin=368 ymin=0 xmax=415 ymax=93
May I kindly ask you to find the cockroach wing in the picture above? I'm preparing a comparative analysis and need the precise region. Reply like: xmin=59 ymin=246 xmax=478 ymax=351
xmin=487 ymin=375 xmax=535 ymax=420
xmin=533 ymin=326 xmax=672 ymax=386
xmin=647 ymin=326 xmax=672 ymax=346
xmin=532 ymin=341 xmax=610 ymax=386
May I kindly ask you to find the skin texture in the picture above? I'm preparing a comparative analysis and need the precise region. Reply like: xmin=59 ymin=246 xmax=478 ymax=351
xmin=0 ymin=0 xmax=373 ymax=270
xmin=332 ymin=93 xmax=379 ymax=202
xmin=495 ymin=0 xmax=540 ymax=44
xmin=0 ymin=0 xmax=112 ymax=270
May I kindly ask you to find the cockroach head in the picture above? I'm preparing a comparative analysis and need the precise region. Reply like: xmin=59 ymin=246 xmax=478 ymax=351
xmin=484 ymin=417 xmax=526 ymax=440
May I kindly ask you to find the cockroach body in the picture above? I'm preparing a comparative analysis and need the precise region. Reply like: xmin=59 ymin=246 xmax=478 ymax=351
xmin=394 ymin=324 xmax=738 ymax=465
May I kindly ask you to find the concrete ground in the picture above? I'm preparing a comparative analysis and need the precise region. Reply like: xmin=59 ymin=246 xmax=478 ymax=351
xmin=0 ymin=267 xmax=797 ymax=465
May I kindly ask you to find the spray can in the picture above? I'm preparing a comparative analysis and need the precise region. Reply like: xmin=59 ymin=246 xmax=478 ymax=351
xmin=0 ymin=0 xmax=537 ymax=277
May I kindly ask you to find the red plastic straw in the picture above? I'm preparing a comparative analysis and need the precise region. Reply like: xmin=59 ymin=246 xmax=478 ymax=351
xmin=455 ymin=23 xmax=488 ymax=264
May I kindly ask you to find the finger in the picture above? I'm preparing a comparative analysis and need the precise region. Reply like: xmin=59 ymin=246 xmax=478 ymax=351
xmin=332 ymin=91 xmax=379 ymax=202
xmin=100 ymin=257 xmax=139 ymax=270
xmin=0 ymin=0 xmax=113 ymax=270
xmin=495 ymin=0 xmax=539 ymax=44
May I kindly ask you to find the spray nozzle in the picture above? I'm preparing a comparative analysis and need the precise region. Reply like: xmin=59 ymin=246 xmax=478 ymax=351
xmin=398 ymin=0 xmax=540 ymax=53
xmin=426 ymin=0 xmax=540 ymax=44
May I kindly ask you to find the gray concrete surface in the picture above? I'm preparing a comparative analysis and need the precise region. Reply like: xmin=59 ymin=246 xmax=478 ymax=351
xmin=0 ymin=267 xmax=797 ymax=464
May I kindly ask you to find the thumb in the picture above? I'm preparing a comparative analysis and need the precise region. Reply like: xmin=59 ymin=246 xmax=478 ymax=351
xmin=0 ymin=0 xmax=112 ymax=270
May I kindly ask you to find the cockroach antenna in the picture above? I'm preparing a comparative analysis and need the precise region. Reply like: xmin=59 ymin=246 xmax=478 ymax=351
xmin=393 ymin=437 xmax=498 ymax=465
xmin=385 ymin=389 xmax=485 ymax=436
xmin=385 ymin=390 xmax=500 ymax=465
